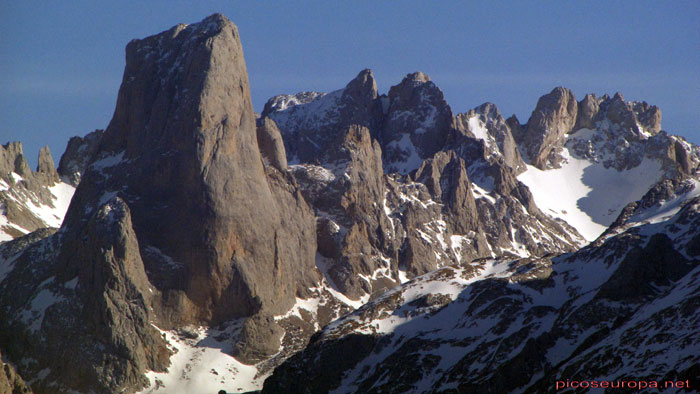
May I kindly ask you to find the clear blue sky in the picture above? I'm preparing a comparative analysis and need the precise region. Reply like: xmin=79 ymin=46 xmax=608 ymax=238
xmin=1 ymin=1 xmax=698 ymax=168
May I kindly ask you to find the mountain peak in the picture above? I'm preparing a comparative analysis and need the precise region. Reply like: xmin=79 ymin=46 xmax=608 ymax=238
xmin=612 ymin=91 xmax=625 ymax=101
xmin=344 ymin=68 xmax=378 ymax=99
xmin=404 ymin=71 xmax=431 ymax=84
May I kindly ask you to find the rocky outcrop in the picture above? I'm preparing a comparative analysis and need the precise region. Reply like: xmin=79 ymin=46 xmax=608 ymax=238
xmin=269 ymin=74 xmax=585 ymax=284
xmin=0 ymin=142 xmax=31 ymax=178
xmin=256 ymin=117 xmax=287 ymax=171
xmin=605 ymin=92 xmax=639 ymax=132
xmin=0 ymin=349 xmax=32 ymax=394
xmin=632 ymin=100 xmax=662 ymax=134
xmin=445 ymin=116 xmax=584 ymax=257
xmin=57 ymin=129 xmax=104 ymax=185
xmin=0 ymin=198 xmax=170 ymax=393
xmin=415 ymin=151 xmax=478 ymax=234
xmin=574 ymin=93 xmax=600 ymax=130
xmin=291 ymin=125 xmax=395 ymax=299
xmin=233 ymin=313 xmax=285 ymax=365
xmin=514 ymin=88 xmax=694 ymax=190
xmin=518 ymin=87 xmax=578 ymax=169
xmin=566 ymin=93 xmax=699 ymax=177
xmin=35 ymin=147 xmax=59 ymax=184
xmin=454 ymin=103 xmax=526 ymax=174
xmin=262 ymin=69 xmax=381 ymax=164
xmin=572 ymin=92 xmax=662 ymax=137
xmin=382 ymin=72 xmax=453 ymax=174
xmin=1 ymin=142 xmax=74 ymax=241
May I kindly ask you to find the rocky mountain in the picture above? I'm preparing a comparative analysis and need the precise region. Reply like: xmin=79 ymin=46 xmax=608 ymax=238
xmin=0 ymin=142 xmax=75 ymax=242
xmin=0 ymin=348 xmax=32 ymax=394
xmin=263 ymin=176 xmax=700 ymax=393
xmin=56 ymin=129 xmax=104 ymax=186
xmin=0 ymin=13 xmax=698 ymax=394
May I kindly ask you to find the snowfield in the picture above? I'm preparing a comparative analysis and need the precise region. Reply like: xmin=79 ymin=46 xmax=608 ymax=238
xmin=518 ymin=146 xmax=663 ymax=242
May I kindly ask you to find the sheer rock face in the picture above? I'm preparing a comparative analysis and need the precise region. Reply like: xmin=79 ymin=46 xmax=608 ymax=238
xmin=36 ymin=147 xmax=59 ymax=184
xmin=0 ymin=199 xmax=170 ymax=394
xmin=256 ymin=117 xmax=288 ymax=171
xmin=61 ymin=13 xmax=318 ymax=328
xmin=415 ymin=151 xmax=478 ymax=234
xmin=57 ymin=129 xmax=104 ymax=186
xmin=59 ymin=198 xmax=170 ymax=392
xmin=291 ymin=125 xmax=396 ymax=299
xmin=574 ymin=93 xmax=601 ymax=131
xmin=382 ymin=72 xmax=454 ymax=174
xmin=519 ymin=87 xmax=578 ymax=169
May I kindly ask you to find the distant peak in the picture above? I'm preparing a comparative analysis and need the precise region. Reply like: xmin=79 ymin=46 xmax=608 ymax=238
xmin=199 ymin=12 xmax=231 ymax=27
xmin=345 ymin=69 xmax=378 ymax=98
xmin=547 ymin=86 xmax=574 ymax=98
xmin=475 ymin=102 xmax=501 ymax=118
xmin=405 ymin=71 xmax=431 ymax=83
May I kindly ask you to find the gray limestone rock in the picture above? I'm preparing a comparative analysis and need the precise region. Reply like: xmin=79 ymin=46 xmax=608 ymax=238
xmin=632 ymin=101 xmax=662 ymax=134
xmin=2 ymin=13 xmax=318 ymax=393
xmin=0 ymin=198 xmax=170 ymax=394
xmin=234 ymin=313 xmax=285 ymax=365
xmin=605 ymin=92 xmax=638 ymax=132
xmin=61 ymin=13 xmax=318 ymax=329
xmin=0 ymin=142 xmax=31 ymax=178
xmin=382 ymin=72 xmax=453 ymax=174
xmin=1 ymin=142 xmax=65 ymax=239
xmin=263 ymin=177 xmax=700 ymax=393
xmin=0 ymin=348 xmax=32 ymax=394
xmin=291 ymin=125 xmax=396 ymax=299
xmin=263 ymin=69 xmax=382 ymax=164
xmin=57 ymin=129 xmax=104 ymax=186
xmin=454 ymin=103 xmax=526 ymax=174
xmin=415 ymin=151 xmax=478 ymax=234
xmin=520 ymin=87 xmax=578 ymax=169
xmin=574 ymin=93 xmax=601 ymax=131
xmin=256 ymin=117 xmax=288 ymax=171
xmin=35 ymin=146 xmax=59 ymax=184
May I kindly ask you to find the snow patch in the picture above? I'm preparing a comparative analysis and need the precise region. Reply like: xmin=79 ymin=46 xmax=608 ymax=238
xmin=138 ymin=323 xmax=268 ymax=394
xmin=386 ymin=134 xmax=424 ymax=174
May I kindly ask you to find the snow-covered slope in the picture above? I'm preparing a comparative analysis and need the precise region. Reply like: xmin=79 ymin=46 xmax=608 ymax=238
xmin=262 ymin=175 xmax=700 ymax=393
xmin=0 ymin=143 xmax=76 ymax=242
xmin=137 ymin=322 xmax=266 ymax=394
xmin=518 ymin=145 xmax=663 ymax=241
xmin=0 ymin=180 xmax=75 ymax=242
xmin=518 ymin=113 xmax=698 ymax=242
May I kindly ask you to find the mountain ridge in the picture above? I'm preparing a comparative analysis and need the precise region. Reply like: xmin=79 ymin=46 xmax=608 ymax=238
xmin=0 ymin=13 xmax=698 ymax=394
